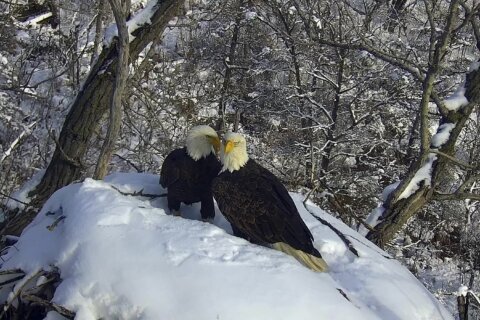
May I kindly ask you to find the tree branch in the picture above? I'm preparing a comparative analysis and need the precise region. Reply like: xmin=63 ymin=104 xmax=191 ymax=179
xmin=432 ymin=192 xmax=480 ymax=201
xmin=429 ymin=149 xmax=475 ymax=170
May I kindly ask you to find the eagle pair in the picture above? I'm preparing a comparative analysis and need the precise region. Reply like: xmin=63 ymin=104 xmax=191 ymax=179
xmin=160 ymin=125 xmax=328 ymax=272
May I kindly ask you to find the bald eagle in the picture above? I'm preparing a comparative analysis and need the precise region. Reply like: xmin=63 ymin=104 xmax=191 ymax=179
xmin=212 ymin=132 xmax=328 ymax=272
xmin=160 ymin=125 xmax=221 ymax=221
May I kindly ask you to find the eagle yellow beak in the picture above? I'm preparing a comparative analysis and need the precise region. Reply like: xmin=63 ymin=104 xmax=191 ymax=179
xmin=208 ymin=136 xmax=221 ymax=154
xmin=224 ymin=140 xmax=234 ymax=154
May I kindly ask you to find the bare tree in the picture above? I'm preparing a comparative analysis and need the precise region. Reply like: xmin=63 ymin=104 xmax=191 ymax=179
xmin=94 ymin=0 xmax=130 ymax=179
xmin=0 ymin=0 xmax=183 ymax=237
xmin=365 ymin=0 xmax=480 ymax=247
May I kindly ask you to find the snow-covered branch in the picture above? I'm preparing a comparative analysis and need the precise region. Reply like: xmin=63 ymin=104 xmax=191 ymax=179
xmin=0 ymin=121 xmax=37 ymax=165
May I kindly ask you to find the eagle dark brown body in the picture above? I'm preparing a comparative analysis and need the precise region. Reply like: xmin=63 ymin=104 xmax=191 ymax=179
xmin=212 ymin=132 xmax=328 ymax=272
xmin=160 ymin=147 xmax=221 ymax=220
xmin=212 ymin=159 xmax=321 ymax=258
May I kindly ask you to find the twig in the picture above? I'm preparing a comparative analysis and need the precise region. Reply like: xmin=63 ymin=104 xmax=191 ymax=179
xmin=113 ymin=153 xmax=143 ymax=172
xmin=0 ymin=269 xmax=24 ymax=276
xmin=302 ymin=185 xmax=320 ymax=204
xmin=303 ymin=203 xmax=360 ymax=257
xmin=429 ymin=149 xmax=475 ymax=170
xmin=22 ymin=272 xmax=59 ymax=296
xmin=0 ymin=192 xmax=30 ymax=206
xmin=0 ymin=269 xmax=43 ymax=318
xmin=343 ymin=233 xmax=395 ymax=260
xmin=109 ymin=185 xmax=167 ymax=198
xmin=46 ymin=216 xmax=66 ymax=231
xmin=468 ymin=290 xmax=480 ymax=307
xmin=0 ymin=121 xmax=37 ymax=165
xmin=304 ymin=189 xmax=375 ymax=232
xmin=433 ymin=191 xmax=480 ymax=201
xmin=21 ymin=294 xmax=75 ymax=319
xmin=337 ymin=288 xmax=351 ymax=301
xmin=0 ymin=274 xmax=26 ymax=288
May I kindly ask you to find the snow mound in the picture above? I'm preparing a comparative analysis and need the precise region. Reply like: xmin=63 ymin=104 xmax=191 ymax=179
xmin=0 ymin=173 xmax=453 ymax=320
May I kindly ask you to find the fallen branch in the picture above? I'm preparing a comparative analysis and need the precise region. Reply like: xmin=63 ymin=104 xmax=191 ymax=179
xmin=109 ymin=185 xmax=167 ymax=198
xmin=46 ymin=215 xmax=66 ymax=231
xmin=0 ymin=269 xmax=24 ymax=276
xmin=22 ymin=294 xmax=75 ymax=319
xmin=0 ymin=269 xmax=43 ymax=318
xmin=302 ymin=203 xmax=359 ymax=257
xmin=0 ymin=274 xmax=26 ymax=288
xmin=0 ymin=267 xmax=73 ymax=319
xmin=303 ymin=189 xmax=374 ymax=232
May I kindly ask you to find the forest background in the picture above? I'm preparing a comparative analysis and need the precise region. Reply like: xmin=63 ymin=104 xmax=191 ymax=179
xmin=0 ymin=0 xmax=479 ymax=318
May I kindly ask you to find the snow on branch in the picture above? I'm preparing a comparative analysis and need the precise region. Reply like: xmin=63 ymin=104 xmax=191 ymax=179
xmin=440 ymin=59 xmax=480 ymax=112
xmin=104 ymin=0 xmax=160 ymax=45
xmin=398 ymin=154 xmax=437 ymax=200
xmin=431 ymin=123 xmax=456 ymax=148
xmin=444 ymin=85 xmax=469 ymax=111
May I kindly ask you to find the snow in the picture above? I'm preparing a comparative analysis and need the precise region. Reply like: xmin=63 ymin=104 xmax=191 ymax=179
xmin=358 ymin=182 xmax=401 ymax=235
xmin=104 ymin=0 xmax=159 ymax=45
xmin=22 ymin=12 xmax=53 ymax=28
xmin=444 ymin=84 xmax=469 ymax=111
xmin=358 ymin=206 xmax=385 ymax=236
xmin=6 ymin=169 xmax=45 ymax=211
xmin=431 ymin=123 xmax=455 ymax=148
xmin=313 ymin=16 xmax=322 ymax=29
xmin=245 ymin=11 xmax=257 ymax=20
xmin=457 ymin=285 xmax=469 ymax=297
xmin=468 ymin=59 xmax=480 ymax=72
xmin=0 ymin=173 xmax=453 ymax=320
xmin=398 ymin=154 xmax=437 ymax=200
xmin=381 ymin=181 xmax=401 ymax=202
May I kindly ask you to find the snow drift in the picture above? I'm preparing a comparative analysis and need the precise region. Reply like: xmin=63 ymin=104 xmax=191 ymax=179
xmin=0 ymin=173 xmax=453 ymax=320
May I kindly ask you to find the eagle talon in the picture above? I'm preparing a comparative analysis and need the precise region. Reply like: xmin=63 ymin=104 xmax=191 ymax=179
xmin=201 ymin=217 xmax=214 ymax=224
xmin=171 ymin=210 xmax=182 ymax=217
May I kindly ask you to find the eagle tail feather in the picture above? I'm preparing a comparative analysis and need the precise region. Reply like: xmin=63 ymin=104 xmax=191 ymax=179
xmin=272 ymin=242 xmax=328 ymax=272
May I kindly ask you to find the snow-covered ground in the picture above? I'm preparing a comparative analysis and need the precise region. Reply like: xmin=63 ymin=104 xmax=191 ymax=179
xmin=0 ymin=173 xmax=454 ymax=320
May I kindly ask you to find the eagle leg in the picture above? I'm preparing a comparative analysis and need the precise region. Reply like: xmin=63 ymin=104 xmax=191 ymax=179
xmin=200 ymin=195 xmax=215 ymax=221
xmin=171 ymin=209 xmax=182 ymax=217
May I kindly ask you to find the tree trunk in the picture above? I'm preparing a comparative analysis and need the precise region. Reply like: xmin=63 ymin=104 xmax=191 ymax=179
xmin=366 ymin=62 xmax=480 ymax=247
xmin=365 ymin=0 xmax=467 ymax=247
xmin=216 ymin=0 xmax=244 ymax=132
xmin=319 ymin=49 xmax=346 ymax=185
xmin=0 ymin=0 xmax=183 ymax=237
xmin=90 ymin=0 xmax=105 ymax=66
xmin=94 ymin=0 xmax=130 ymax=179
xmin=458 ymin=294 xmax=468 ymax=320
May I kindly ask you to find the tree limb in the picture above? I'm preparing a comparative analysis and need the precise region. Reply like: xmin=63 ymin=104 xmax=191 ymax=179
xmin=432 ymin=192 xmax=480 ymax=201
xmin=429 ymin=149 xmax=475 ymax=170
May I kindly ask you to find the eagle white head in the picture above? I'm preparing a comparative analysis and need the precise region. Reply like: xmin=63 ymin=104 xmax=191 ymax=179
xmin=186 ymin=125 xmax=220 ymax=160
xmin=220 ymin=132 xmax=249 ymax=172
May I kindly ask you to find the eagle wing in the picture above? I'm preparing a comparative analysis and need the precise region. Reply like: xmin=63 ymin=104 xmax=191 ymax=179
xmin=256 ymin=166 xmax=316 ymax=251
xmin=212 ymin=161 xmax=316 ymax=254
xmin=159 ymin=149 xmax=182 ymax=188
